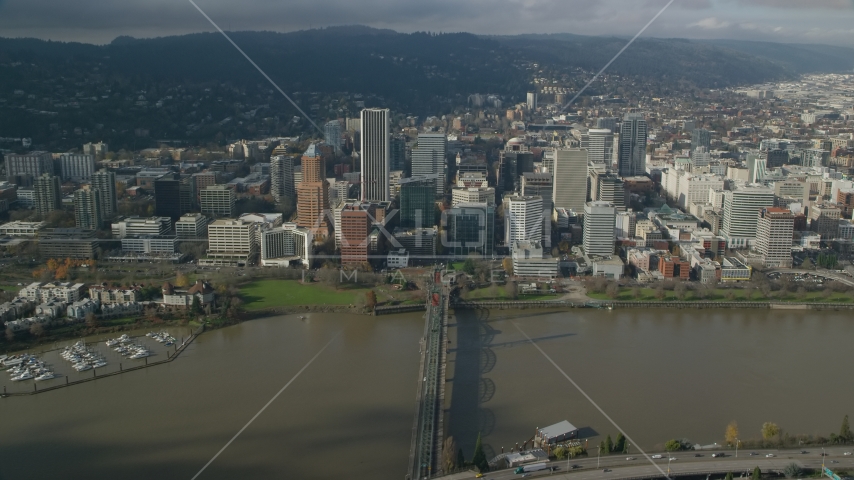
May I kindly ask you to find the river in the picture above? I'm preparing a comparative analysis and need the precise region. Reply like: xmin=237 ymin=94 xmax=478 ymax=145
xmin=1 ymin=308 xmax=851 ymax=479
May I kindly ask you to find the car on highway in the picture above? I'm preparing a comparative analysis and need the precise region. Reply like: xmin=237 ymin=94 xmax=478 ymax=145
xmin=766 ymin=454 xmax=775 ymax=458
xmin=475 ymin=474 xmax=484 ymax=478
xmin=750 ymin=452 xmax=759 ymax=456
xmin=801 ymin=451 xmax=808 ymax=454
xmin=845 ymin=452 xmax=852 ymax=456
xmin=695 ymin=454 xmax=703 ymax=457
xmin=603 ymin=469 xmax=611 ymax=473
xmin=571 ymin=465 xmax=582 ymax=469
xmin=831 ymin=460 xmax=839 ymax=464
xmin=626 ymin=457 xmax=636 ymax=461
xmin=652 ymin=455 xmax=663 ymax=459
xmin=669 ymin=457 xmax=677 ymax=461
xmin=821 ymin=453 xmax=829 ymax=456
xmin=712 ymin=453 xmax=726 ymax=458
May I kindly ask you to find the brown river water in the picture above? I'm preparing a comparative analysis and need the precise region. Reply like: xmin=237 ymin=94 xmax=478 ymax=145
xmin=1 ymin=308 xmax=851 ymax=479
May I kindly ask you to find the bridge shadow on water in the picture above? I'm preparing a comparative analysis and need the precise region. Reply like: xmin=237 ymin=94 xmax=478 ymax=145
xmin=446 ymin=306 xmax=496 ymax=462
xmin=446 ymin=307 xmax=577 ymax=464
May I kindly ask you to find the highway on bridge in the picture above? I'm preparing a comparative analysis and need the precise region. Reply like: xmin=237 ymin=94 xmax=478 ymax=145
xmin=448 ymin=447 xmax=854 ymax=480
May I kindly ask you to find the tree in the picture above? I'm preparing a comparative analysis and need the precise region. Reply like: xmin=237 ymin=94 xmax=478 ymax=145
xmin=29 ymin=322 xmax=44 ymax=337
xmin=654 ymin=285 xmax=666 ymax=300
xmin=606 ymin=434 xmax=614 ymax=453
xmin=457 ymin=448 xmax=466 ymax=469
xmin=502 ymin=257 xmax=513 ymax=276
xmin=752 ymin=466 xmax=762 ymax=480
xmin=783 ymin=463 xmax=803 ymax=479
xmin=4 ymin=326 xmax=14 ymax=342
xmin=471 ymin=432 xmax=489 ymax=473
xmin=615 ymin=433 xmax=626 ymax=453
xmin=365 ymin=290 xmax=377 ymax=310
xmin=442 ymin=436 xmax=459 ymax=473
xmin=606 ymin=283 xmax=620 ymax=299
xmin=505 ymin=281 xmax=518 ymax=300
xmin=725 ymin=421 xmax=739 ymax=445
xmin=599 ymin=441 xmax=607 ymax=456
xmin=85 ymin=312 xmax=98 ymax=329
xmin=674 ymin=282 xmax=687 ymax=300
xmin=463 ymin=258 xmax=477 ymax=275
xmin=175 ymin=272 xmax=190 ymax=288
xmin=631 ymin=287 xmax=641 ymax=300
xmin=761 ymin=422 xmax=780 ymax=440
xmin=190 ymin=295 xmax=203 ymax=316
xmin=554 ymin=446 xmax=567 ymax=460
xmin=725 ymin=472 xmax=733 ymax=480
xmin=664 ymin=439 xmax=682 ymax=451
xmin=840 ymin=415 xmax=852 ymax=443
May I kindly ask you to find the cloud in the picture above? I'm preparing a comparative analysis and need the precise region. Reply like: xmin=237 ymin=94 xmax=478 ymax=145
xmin=731 ymin=0 xmax=854 ymax=9
xmin=688 ymin=17 xmax=731 ymax=29
xmin=0 ymin=0 xmax=852 ymax=46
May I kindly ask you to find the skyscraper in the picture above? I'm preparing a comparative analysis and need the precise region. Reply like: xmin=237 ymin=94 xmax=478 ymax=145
xmin=324 ymin=120 xmax=342 ymax=154
xmin=59 ymin=154 xmax=96 ymax=182
xmin=154 ymin=173 xmax=194 ymax=220
xmin=412 ymin=133 xmax=447 ymax=197
xmin=73 ymin=188 xmax=102 ymax=230
xmin=91 ymin=169 xmax=117 ymax=220
xmin=618 ymin=113 xmax=647 ymax=177
xmin=200 ymin=185 xmax=236 ymax=217
xmin=504 ymin=195 xmax=543 ymax=244
xmin=296 ymin=144 xmax=329 ymax=234
xmin=360 ymin=108 xmax=390 ymax=202
xmin=552 ymin=149 xmax=588 ymax=214
xmin=34 ymin=173 xmax=61 ymax=216
xmin=526 ymin=92 xmax=538 ymax=110
xmin=399 ymin=175 xmax=437 ymax=229
xmin=756 ymin=207 xmax=794 ymax=268
xmin=270 ymin=155 xmax=295 ymax=204
xmin=445 ymin=202 xmax=495 ymax=258
xmin=691 ymin=128 xmax=711 ymax=153
xmin=390 ymin=134 xmax=407 ymax=173
xmin=5 ymin=151 xmax=53 ymax=184
xmin=583 ymin=201 xmax=616 ymax=258
xmin=586 ymin=128 xmax=614 ymax=167
xmin=721 ymin=185 xmax=775 ymax=248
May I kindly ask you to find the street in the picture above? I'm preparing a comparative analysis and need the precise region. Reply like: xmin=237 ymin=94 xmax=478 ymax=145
xmin=445 ymin=446 xmax=854 ymax=480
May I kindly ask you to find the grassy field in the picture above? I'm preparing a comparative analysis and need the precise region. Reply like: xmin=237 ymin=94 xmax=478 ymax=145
xmin=587 ymin=287 xmax=853 ymax=303
xmin=240 ymin=280 xmax=370 ymax=310
xmin=463 ymin=287 xmax=558 ymax=302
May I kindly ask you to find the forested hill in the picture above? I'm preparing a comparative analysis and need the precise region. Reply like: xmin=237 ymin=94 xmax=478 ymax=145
xmin=0 ymin=27 xmax=850 ymax=150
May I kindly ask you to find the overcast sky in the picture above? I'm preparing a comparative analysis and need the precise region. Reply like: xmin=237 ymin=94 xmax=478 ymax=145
xmin=0 ymin=0 xmax=852 ymax=46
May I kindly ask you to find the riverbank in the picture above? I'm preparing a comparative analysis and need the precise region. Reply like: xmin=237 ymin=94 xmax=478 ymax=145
xmin=452 ymin=299 xmax=854 ymax=310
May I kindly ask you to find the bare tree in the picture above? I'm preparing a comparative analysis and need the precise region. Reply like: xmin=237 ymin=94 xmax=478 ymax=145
xmin=29 ymin=323 xmax=44 ymax=337
xmin=674 ymin=282 xmax=687 ymax=300
xmin=606 ymin=282 xmax=620 ymax=299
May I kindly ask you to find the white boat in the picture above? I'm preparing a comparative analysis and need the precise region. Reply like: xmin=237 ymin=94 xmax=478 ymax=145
xmin=73 ymin=363 xmax=92 ymax=372
xmin=105 ymin=339 xmax=119 ymax=347
xmin=12 ymin=371 xmax=33 ymax=381
xmin=35 ymin=372 xmax=56 ymax=381
xmin=91 ymin=361 xmax=107 ymax=368
xmin=129 ymin=351 xmax=150 ymax=359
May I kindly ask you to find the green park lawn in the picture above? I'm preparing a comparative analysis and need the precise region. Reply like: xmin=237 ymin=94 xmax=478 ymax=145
xmin=240 ymin=279 xmax=370 ymax=310
xmin=463 ymin=287 xmax=558 ymax=302
xmin=587 ymin=287 xmax=853 ymax=303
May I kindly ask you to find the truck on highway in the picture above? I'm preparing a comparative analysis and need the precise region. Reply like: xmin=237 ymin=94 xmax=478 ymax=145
xmin=515 ymin=463 xmax=549 ymax=474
